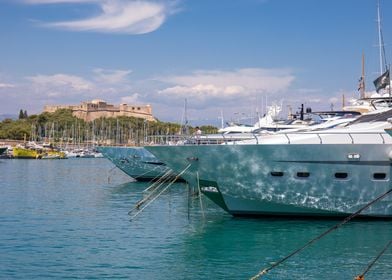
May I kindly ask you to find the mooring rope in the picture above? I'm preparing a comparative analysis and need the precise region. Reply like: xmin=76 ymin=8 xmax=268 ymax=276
xmin=187 ymin=182 xmax=191 ymax=220
xmin=196 ymin=171 xmax=205 ymax=219
xmin=128 ymin=170 xmax=174 ymax=215
xmin=129 ymin=164 xmax=192 ymax=221
xmin=250 ymin=188 xmax=392 ymax=280
xmin=132 ymin=163 xmax=163 ymax=180
xmin=354 ymin=240 xmax=392 ymax=280
xmin=143 ymin=169 xmax=175 ymax=193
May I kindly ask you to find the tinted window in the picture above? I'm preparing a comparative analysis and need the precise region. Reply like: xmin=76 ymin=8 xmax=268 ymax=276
xmin=335 ymin=172 xmax=348 ymax=179
xmin=297 ymin=172 xmax=310 ymax=178
xmin=271 ymin=171 xmax=284 ymax=177
xmin=373 ymin=173 xmax=386 ymax=180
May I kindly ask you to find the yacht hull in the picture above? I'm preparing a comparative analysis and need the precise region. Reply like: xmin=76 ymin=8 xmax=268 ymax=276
xmin=98 ymin=146 xmax=177 ymax=181
xmin=146 ymin=144 xmax=392 ymax=217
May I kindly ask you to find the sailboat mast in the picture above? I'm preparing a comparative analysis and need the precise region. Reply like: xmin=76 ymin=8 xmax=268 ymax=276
xmin=180 ymin=98 xmax=189 ymax=135
xmin=220 ymin=109 xmax=224 ymax=129
xmin=377 ymin=0 xmax=383 ymax=75
xmin=361 ymin=52 xmax=366 ymax=98
xmin=184 ymin=98 xmax=188 ymax=129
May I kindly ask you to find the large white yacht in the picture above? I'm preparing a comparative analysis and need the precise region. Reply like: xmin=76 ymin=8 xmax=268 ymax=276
xmin=218 ymin=104 xmax=308 ymax=134
xmin=146 ymin=109 xmax=392 ymax=218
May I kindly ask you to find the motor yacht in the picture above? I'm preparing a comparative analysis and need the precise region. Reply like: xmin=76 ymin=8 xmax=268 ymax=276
xmin=146 ymin=109 xmax=392 ymax=218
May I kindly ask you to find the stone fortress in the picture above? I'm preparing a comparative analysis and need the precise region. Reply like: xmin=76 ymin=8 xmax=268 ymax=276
xmin=44 ymin=99 xmax=156 ymax=122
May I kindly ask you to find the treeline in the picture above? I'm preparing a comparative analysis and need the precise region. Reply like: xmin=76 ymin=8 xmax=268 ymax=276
xmin=0 ymin=109 xmax=218 ymax=145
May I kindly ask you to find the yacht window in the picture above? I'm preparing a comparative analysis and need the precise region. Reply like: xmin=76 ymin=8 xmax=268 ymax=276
xmin=270 ymin=171 xmax=284 ymax=177
xmin=297 ymin=172 xmax=310 ymax=178
xmin=335 ymin=172 xmax=348 ymax=179
xmin=350 ymin=108 xmax=392 ymax=124
xmin=373 ymin=173 xmax=387 ymax=180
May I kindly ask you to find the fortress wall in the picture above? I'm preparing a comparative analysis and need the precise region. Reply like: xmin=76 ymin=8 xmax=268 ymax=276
xmin=44 ymin=100 xmax=156 ymax=122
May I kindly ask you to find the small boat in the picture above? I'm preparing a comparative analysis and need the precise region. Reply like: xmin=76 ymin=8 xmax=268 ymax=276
xmin=13 ymin=144 xmax=66 ymax=159
xmin=12 ymin=147 xmax=41 ymax=159
xmin=41 ymin=152 xmax=64 ymax=159
xmin=64 ymin=149 xmax=103 ymax=158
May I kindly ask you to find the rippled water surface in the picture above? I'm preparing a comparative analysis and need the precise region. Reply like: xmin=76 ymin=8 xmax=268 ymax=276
xmin=0 ymin=159 xmax=391 ymax=279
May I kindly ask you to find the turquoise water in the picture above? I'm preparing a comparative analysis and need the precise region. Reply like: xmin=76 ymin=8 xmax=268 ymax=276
xmin=0 ymin=159 xmax=391 ymax=279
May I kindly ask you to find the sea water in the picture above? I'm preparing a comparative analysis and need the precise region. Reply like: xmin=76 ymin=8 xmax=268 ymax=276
xmin=0 ymin=159 xmax=391 ymax=279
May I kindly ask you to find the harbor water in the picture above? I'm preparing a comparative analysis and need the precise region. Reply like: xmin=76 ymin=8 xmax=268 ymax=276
xmin=0 ymin=159 xmax=391 ymax=279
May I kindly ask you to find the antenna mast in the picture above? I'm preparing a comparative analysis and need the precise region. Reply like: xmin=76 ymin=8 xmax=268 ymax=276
xmin=377 ymin=0 xmax=388 ymax=74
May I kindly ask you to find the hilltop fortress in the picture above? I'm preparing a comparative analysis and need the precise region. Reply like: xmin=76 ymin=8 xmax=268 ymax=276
xmin=44 ymin=99 xmax=156 ymax=122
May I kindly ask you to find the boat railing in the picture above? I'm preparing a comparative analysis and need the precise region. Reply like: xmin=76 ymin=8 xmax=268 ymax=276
xmin=146 ymin=131 xmax=390 ymax=145
xmin=146 ymin=133 xmax=256 ymax=145
xmin=255 ymin=131 xmax=389 ymax=145
xmin=187 ymin=133 xmax=255 ymax=145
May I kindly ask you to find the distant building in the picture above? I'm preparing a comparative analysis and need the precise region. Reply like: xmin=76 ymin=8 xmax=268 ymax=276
xmin=44 ymin=99 xmax=156 ymax=122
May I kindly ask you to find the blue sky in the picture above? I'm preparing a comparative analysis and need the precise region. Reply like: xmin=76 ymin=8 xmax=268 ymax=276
xmin=0 ymin=0 xmax=391 ymax=125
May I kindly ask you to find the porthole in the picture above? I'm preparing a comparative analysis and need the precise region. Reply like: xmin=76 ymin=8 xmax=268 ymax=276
xmin=270 ymin=171 xmax=284 ymax=177
xmin=335 ymin=172 xmax=348 ymax=179
xmin=373 ymin=173 xmax=386 ymax=180
xmin=297 ymin=172 xmax=310 ymax=178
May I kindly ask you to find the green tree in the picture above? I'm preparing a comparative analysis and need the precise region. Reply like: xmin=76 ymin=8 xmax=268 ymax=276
xmin=0 ymin=109 xmax=218 ymax=144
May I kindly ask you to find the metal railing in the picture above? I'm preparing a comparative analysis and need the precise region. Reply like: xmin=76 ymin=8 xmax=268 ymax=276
xmin=144 ymin=131 xmax=391 ymax=146
xmin=260 ymin=131 xmax=389 ymax=145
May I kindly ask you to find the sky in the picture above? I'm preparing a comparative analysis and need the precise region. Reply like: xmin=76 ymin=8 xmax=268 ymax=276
xmin=0 ymin=0 xmax=392 ymax=126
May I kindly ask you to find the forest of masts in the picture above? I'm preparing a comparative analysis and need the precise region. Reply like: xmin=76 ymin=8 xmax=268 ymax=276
xmin=28 ymin=118 xmax=187 ymax=148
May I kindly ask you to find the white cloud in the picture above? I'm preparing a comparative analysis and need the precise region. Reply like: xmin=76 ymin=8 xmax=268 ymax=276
xmin=296 ymin=88 xmax=321 ymax=94
xmin=328 ymin=97 xmax=339 ymax=104
xmin=93 ymin=68 xmax=132 ymax=84
xmin=21 ymin=69 xmax=138 ymax=108
xmin=157 ymin=68 xmax=295 ymax=102
xmin=24 ymin=0 xmax=177 ymax=35
xmin=27 ymin=73 xmax=93 ymax=91
xmin=0 ymin=83 xmax=15 ymax=88
xmin=121 ymin=93 xmax=141 ymax=104
xmin=143 ymin=68 xmax=297 ymax=122
xmin=159 ymin=84 xmax=245 ymax=100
